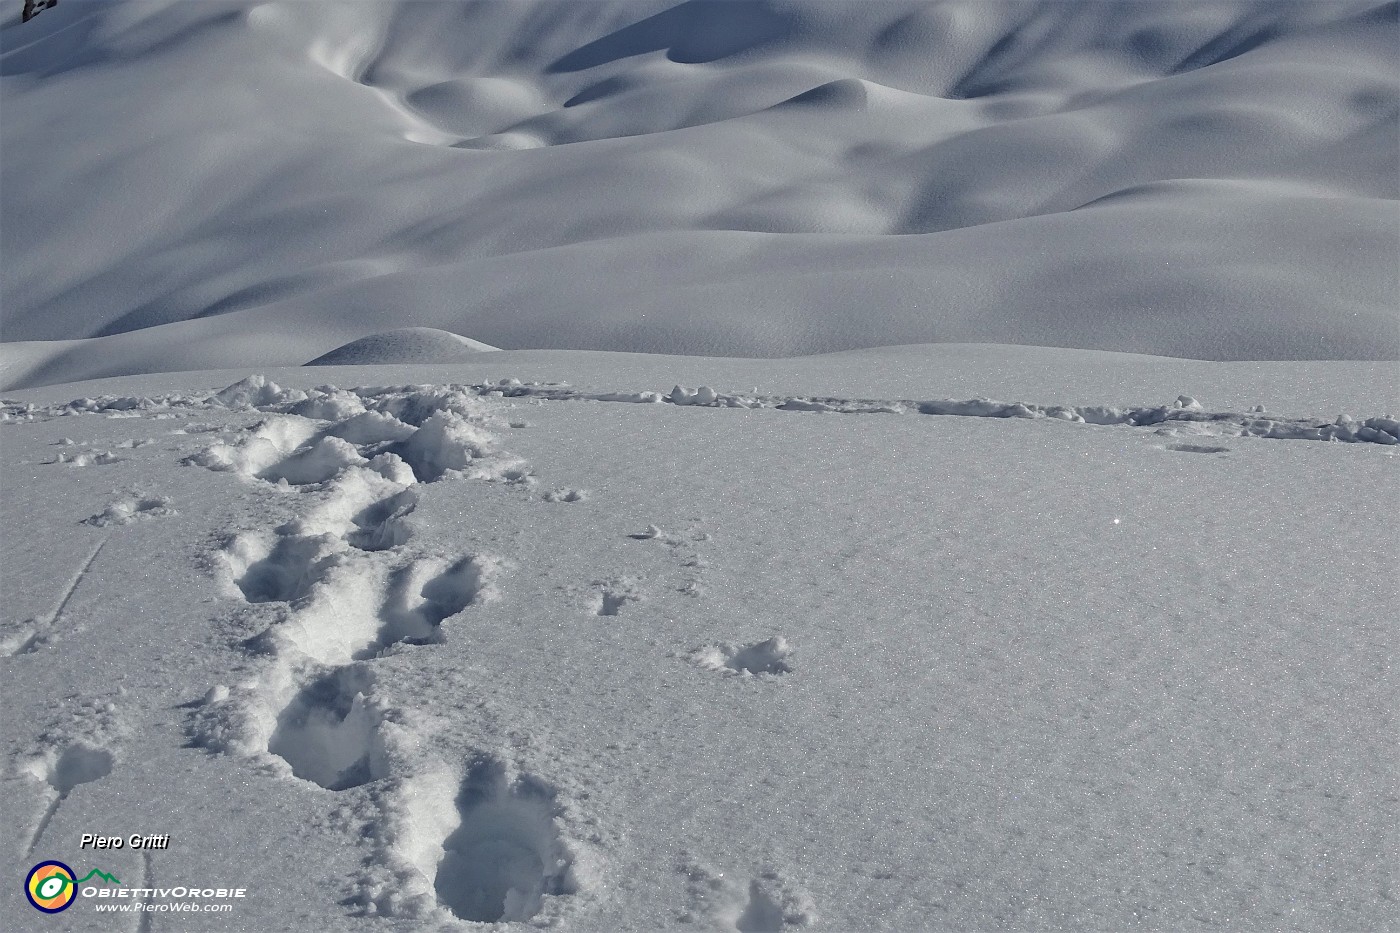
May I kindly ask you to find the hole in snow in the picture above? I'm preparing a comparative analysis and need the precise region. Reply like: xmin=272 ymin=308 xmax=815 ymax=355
xmin=267 ymin=667 xmax=377 ymax=791
xmin=726 ymin=637 xmax=794 ymax=676
xmin=49 ymin=744 xmax=115 ymax=795
xmin=346 ymin=489 xmax=418 ymax=551
xmin=434 ymin=761 xmax=574 ymax=923
xmin=230 ymin=535 xmax=332 ymax=603
xmin=736 ymin=880 xmax=787 ymax=932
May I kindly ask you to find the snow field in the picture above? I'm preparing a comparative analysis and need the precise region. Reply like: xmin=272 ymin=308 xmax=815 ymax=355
xmin=2 ymin=1 xmax=1396 ymax=926
xmin=1 ymin=360 xmax=1394 ymax=931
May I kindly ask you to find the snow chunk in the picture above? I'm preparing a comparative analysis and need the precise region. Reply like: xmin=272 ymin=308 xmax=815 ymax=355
xmin=325 ymin=410 xmax=417 ymax=445
xmin=212 ymin=375 xmax=307 ymax=409
xmin=289 ymin=391 xmax=367 ymax=421
xmin=52 ymin=450 xmax=122 ymax=466
xmin=392 ymin=410 xmax=524 ymax=483
xmin=188 ymin=417 xmax=337 ymax=481
xmin=671 ymin=385 xmax=719 ymax=406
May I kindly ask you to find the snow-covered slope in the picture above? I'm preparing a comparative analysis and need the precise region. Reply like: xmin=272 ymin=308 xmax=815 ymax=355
xmin=2 ymin=0 xmax=1397 ymax=389
xmin=1 ymin=349 xmax=1396 ymax=930
xmin=2 ymin=3 xmax=1397 ymax=929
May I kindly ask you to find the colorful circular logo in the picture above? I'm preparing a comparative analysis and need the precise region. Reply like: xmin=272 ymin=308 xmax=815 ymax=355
xmin=26 ymin=861 xmax=77 ymax=913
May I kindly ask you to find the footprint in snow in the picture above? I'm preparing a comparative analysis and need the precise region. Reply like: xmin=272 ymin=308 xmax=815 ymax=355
xmin=83 ymin=495 xmax=176 ymax=527
xmin=432 ymin=758 xmax=576 ymax=923
xmin=591 ymin=578 xmax=641 ymax=616
xmin=689 ymin=637 xmax=794 ymax=677
xmin=680 ymin=860 xmax=817 ymax=931
xmin=23 ymin=741 xmax=118 ymax=856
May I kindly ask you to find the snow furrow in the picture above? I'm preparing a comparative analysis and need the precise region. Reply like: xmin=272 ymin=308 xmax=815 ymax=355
xmin=2 ymin=537 xmax=107 ymax=657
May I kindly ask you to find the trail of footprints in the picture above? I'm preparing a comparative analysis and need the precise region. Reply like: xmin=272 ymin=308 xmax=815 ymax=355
xmin=181 ymin=379 xmax=606 ymax=924
xmin=188 ymin=387 xmax=516 ymax=788
xmin=5 ymin=376 xmax=810 ymax=924
xmin=180 ymin=378 xmax=803 ymax=923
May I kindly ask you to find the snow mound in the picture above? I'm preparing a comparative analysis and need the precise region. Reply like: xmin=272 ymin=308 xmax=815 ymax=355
xmin=306 ymin=329 xmax=500 ymax=367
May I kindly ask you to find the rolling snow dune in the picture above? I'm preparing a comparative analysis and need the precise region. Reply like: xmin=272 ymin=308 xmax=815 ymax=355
xmin=2 ymin=0 xmax=1397 ymax=388
xmin=306 ymin=327 xmax=500 ymax=365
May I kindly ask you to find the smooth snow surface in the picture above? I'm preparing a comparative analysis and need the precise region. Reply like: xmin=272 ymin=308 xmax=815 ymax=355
xmin=2 ymin=349 xmax=1397 ymax=931
xmin=2 ymin=0 xmax=1399 ymax=389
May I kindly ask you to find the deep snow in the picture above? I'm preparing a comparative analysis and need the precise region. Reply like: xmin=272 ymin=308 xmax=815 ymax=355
xmin=2 ymin=1 xmax=1398 ymax=931
xmin=2 ymin=349 xmax=1397 ymax=930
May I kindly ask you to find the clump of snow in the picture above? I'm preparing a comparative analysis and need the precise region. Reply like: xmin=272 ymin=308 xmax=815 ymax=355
xmin=289 ymin=389 xmax=367 ymax=421
xmin=391 ymin=410 xmax=529 ymax=483
xmin=51 ymin=449 xmax=122 ymax=466
xmin=213 ymin=375 xmax=307 ymax=409
xmin=671 ymin=385 xmax=720 ymax=406
xmin=258 ymin=435 xmax=368 ymax=485
xmin=186 ymin=416 xmax=322 ymax=477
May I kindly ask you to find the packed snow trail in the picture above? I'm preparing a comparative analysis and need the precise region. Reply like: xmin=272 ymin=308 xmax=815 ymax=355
xmin=3 ymin=374 xmax=1397 ymax=446
xmin=176 ymin=380 xmax=595 ymax=923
